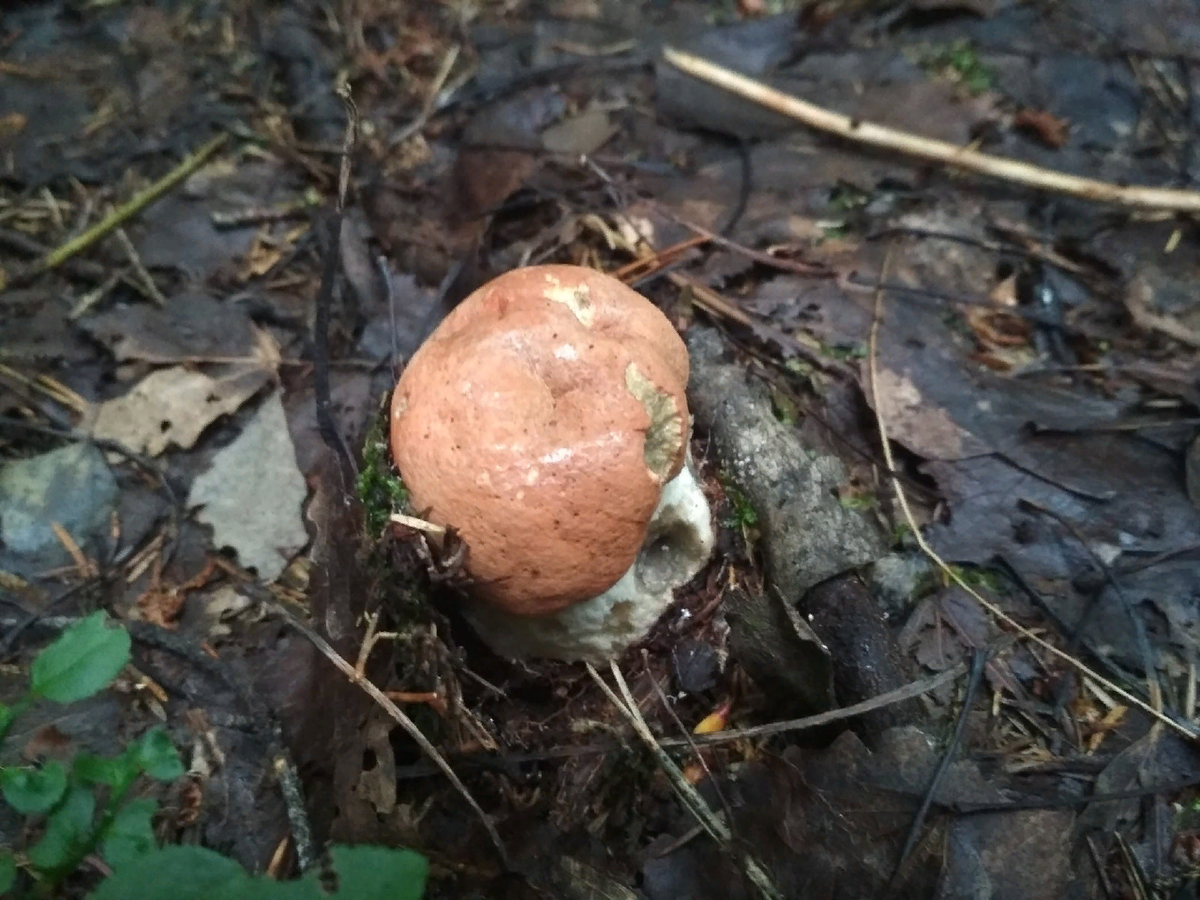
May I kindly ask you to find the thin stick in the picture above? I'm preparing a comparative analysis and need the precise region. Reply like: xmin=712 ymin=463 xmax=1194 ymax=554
xmin=865 ymin=245 xmax=1198 ymax=742
xmin=113 ymin=224 xmax=168 ymax=306
xmin=662 ymin=48 xmax=1200 ymax=214
xmin=312 ymin=85 xmax=357 ymax=483
xmin=587 ymin=662 xmax=783 ymax=900
xmin=390 ymin=44 xmax=461 ymax=147
xmin=641 ymin=649 xmax=734 ymax=829
xmin=1017 ymin=497 xmax=1163 ymax=714
xmin=19 ymin=132 xmax=229 ymax=282
xmin=665 ymin=663 xmax=965 ymax=748
xmin=274 ymin=604 xmax=509 ymax=868
xmin=667 ymin=270 xmax=857 ymax=379
xmin=889 ymin=649 xmax=987 ymax=888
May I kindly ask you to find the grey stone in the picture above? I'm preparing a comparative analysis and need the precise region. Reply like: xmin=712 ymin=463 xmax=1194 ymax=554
xmin=0 ymin=443 xmax=118 ymax=577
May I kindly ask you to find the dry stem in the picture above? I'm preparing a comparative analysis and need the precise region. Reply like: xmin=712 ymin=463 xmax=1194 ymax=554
xmin=10 ymin=132 xmax=229 ymax=286
xmin=662 ymin=48 xmax=1200 ymax=214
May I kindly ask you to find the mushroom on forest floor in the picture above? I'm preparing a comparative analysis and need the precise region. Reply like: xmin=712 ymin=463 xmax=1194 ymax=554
xmin=390 ymin=264 xmax=714 ymax=663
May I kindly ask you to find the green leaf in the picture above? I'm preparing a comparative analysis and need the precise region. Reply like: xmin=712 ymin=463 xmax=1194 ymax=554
xmin=127 ymin=728 xmax=184 ymax=781
xmin=27 ymin=783 xmax=95 ymax=873
xmin=0 ymin=702 xmax=14 ymax=739
xmin=30 ymin=612 xmax=131 ymax=703
xmin=89 ymin=845 xmax=252 ymax=900
xmin=0 ymin=760 xmax=68 ymax=814
xmin=100 ymin=797 xmax=158 ymax=869
xmin=325 ymin=845 xmax=428 ymax=900
xmin=73 ymin=752 xmax=131 ymax=789
xmin=86 ymin=844 xmax=428 ymax=900
xmin=0 ymin=850 xmax=15 ymax=893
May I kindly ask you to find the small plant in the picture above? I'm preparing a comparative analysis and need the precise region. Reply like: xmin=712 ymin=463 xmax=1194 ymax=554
xmin=917 ymin=39 xmax=994 ymax=94
xmin=822 ymin=342 xmax=868 ymax=362
xmin=0 ymin=612 xmax=428 ymax=900
xmin=945 ymin=564 xmax=1004 ymax=594
xmin=839 ymin=492 xmax=877 ymax=512
xmin=88 ymin=844 xmax=428 ymax=900
xmin=721 ymin=476 xmax=759 ymax=546
xmin=827 ymin=182 xmax=871 ymax=215
xmin=357 ymin=405 xmax=409 ymax=539
xmin=768 ymin=384 xmax=801 ymax=427
xmin=0 ymin=612 xmax=181 ymax=895
xmin=818 ymin=222 xmax=850 ymax=242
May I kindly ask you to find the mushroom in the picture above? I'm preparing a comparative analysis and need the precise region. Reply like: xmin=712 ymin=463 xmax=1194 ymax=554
xmin=390 ymin=264 xmax=714 ymax=663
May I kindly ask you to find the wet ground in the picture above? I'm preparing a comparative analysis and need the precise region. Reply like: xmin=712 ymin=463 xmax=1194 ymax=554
xmin=4 ymin=1 xmax=1200 ymax=897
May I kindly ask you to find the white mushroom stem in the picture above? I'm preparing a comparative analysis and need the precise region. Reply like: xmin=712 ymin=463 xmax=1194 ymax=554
xmin=461 ymin=459 xmax=715 ymax=663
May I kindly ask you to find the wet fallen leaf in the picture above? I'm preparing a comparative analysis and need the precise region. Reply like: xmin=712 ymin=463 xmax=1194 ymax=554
xmin=79 ymin=291 xmax=257 ymax=363
xmin=867 ymin=365 xmax=988 ymax=461
xmin=86 ymin=364 xmax=272 ymax=456
xmin=186 ymin=391 xmax=308 ymax=582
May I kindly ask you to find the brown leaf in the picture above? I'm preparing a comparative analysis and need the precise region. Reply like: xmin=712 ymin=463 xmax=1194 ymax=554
xmin=1012 ymin=108 xmax=1071 ymax=149
xmin=85 ymin=364 xmax=272 ymax=456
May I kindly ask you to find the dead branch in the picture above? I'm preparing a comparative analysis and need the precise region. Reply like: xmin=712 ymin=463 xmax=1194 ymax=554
xmin=662 ymin=48 xmax=1200 ymax=214
xmin=6 ymin=132 xmax=229 ymax=287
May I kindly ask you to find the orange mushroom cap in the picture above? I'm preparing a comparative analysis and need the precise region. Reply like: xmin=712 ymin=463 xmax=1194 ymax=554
xmin=390 ymin=264 xmax=690 ymax=617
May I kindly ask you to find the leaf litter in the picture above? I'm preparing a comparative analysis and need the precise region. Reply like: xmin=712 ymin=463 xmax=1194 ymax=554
xmin=4 ymin=0 xmax=1200 ymax=897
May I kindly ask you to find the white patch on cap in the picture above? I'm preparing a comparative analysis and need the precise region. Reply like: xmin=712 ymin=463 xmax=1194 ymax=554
xmin=553 ymin=343 xmax=579 ymax=361
xmin=540 ymin=446 xmax=572 ymax=465
xmin=543 ymin=275 xmax=594 ymax=326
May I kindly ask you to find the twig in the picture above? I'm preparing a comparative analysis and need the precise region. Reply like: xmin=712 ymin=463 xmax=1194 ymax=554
xmin=272 ymin=603 xmax=510 ymax=869
xmin=1017 ymin=497 xmax=1163 ymax=715
xmin=888 ymin=649 xmax=987 ymax=891
xmin=661 ymin=48 xmax=1200 ymax=213
xmin=654 ymin=204 xmax=831 ymax=277
xmin=1125 ymin=276 xmax=1200 ymax=348
xmin=641 ymin=649 xmax=735 ymax=829
xmin=587 ymin=662 xmax=783 ymax=900
xmin=68 ymin=273 xmax=122 ymax=319
xmin=381 ymin=667 xmax=967 ymax=781
xmin=9 ymin=132 xmax=229 ymax=286
xmin=389 ymin=44 xmax=461 ymax=147
xmin=312 ymin=85 xmax=357 ymax=483
xmin=865 ymin=244 xmax=1199 ymax=742
xmin=667 ymin=270 xmax=857 ymax=379
xmin=389 ymin=513 xmax=446 ymax=537
xmin=112 ymin=224 xmax=168 ymax=306
xmin=0 ymin=227 xmax=108 ymax=284
xmin=663 ymin=664 xmax=965 ymax=748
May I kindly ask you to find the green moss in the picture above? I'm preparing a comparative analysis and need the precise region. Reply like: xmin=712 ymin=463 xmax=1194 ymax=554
xmin=947 ymin=564 xmax=1004 ymax=594
xmin=720 ymin=474 xmax=758 ymax=532
xmin=819 ymin=223 xmax=850 ymax=242
xmin=827 ymin=183 xmax=871 ymax=215
xmin=822 ymin=342 xmax=868 ymax=361
xmin=768 ymin=384 xmax=801 ymax=427
xmin=356 ymin=407 xmax=409 ymax=540
xmin=916 ymin=40 xmax=994 ymax=94
xmin=839 ymin=493 xmax=877 ymax=512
